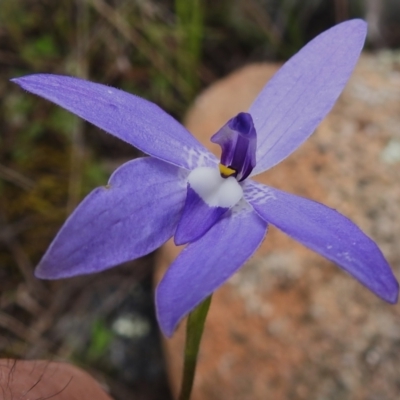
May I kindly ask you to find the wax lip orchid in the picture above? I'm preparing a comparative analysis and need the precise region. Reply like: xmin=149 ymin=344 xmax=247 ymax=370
xmin=12 ymin=19 xmax=398 ymax=337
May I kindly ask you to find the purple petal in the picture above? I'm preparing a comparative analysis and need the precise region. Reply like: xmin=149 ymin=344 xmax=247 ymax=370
xmin=249 ymin=19 xmax=367 ymax=175
xmin=174 ymin=185 xmax=228 ymax=246
xmin=156 ymin=204 xmax=267 ymax=337
xmin=211 ymin=112 xmax=257 ymax=181
xmin=11 ymin=74 xmax=216 ymax=170
xmin=244 ymin=181 xmax=399 ymax=303
xmin=36 ymin=157 xmax=187 ymax=279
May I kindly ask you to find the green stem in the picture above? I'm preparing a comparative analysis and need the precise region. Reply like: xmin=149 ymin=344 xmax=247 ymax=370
xmin=178 ymin=295 xmax=212 ymax=400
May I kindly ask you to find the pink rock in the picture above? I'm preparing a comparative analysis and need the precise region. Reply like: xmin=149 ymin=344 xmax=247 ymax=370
xmin=156 ymin=55 xmax=400 ymax=400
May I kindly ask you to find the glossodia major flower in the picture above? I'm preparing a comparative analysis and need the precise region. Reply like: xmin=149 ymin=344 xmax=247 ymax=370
xmin=12 ymin=19 xmax=398 ymax=337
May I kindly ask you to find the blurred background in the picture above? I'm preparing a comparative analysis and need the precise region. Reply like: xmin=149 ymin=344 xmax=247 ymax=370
xmin=0 ymin=0 xmax=400 ymax=399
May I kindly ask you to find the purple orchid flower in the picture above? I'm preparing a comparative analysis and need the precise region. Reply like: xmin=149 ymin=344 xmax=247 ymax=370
xmin=12 ymin=20 xmax=398 ymax=337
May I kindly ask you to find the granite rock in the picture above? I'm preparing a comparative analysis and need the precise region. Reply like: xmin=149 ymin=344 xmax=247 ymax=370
xmin=156 ymin=53 xmax=400 ymax=400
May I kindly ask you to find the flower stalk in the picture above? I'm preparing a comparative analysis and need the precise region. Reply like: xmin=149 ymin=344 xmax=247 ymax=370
xmin=178 ymin=295 xmax=212 ymax=400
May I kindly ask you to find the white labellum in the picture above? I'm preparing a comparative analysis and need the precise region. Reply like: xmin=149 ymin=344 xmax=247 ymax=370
xmin=188 ymin=167 xmax=243 ymax=208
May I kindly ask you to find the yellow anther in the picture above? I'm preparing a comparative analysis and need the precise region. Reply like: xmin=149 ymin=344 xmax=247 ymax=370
xmin=219 ymin=164 xmax=236 ymax=178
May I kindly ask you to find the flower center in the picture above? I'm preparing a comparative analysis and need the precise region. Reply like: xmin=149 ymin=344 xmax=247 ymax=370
xmin=186 ymin=111 xmax=257 ymax=210
xmin=174 ymin=112 xmax=257 ymax=245
xmin=211 ymin=112 xmax=257 ymax=182
xmin=187 ymin=167 xmax=243 ymax=208
xmin=174 ymin=167 xmax=243 ymax=245
xmin=218 ymin=164 xmax=236 ymax=178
